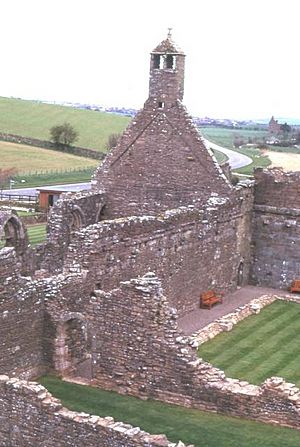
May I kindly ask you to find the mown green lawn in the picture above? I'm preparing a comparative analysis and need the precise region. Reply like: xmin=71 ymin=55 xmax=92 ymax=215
xmin=198 ymin=300 xmax=300 ymax=387
xmin=27 ymin=224 xmax=47 ymax=246
xmin=39 ymin=376 xmax=300 ymax=447
xmin=0 ymin=96 xmax=130 ymax=151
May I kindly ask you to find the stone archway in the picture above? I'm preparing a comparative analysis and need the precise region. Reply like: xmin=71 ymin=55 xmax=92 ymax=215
xmin=0 ymin=213 xmax=28 ymax=256
xmin=95 ymin=204 xmax=107 ymax=222
xmin=54 ymin=313 xmax=92 ymax=380
xmin=69 ymin=206 xmax=85 ymax=233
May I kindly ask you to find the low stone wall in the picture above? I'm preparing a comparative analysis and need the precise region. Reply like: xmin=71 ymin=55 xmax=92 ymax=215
xmin=0 ymin=376 xmax=191 ymax=447
xmin=189 ymin=294 xmax=278 ymax=347
xmin=0 ymin=132 xmax=104 ymax=160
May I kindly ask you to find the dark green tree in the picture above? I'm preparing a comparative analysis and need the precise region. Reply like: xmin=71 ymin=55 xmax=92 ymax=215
xmin=106 ymin=133 xmax=121 ymax=150
xmin=50 ymin=122 xmax=79 ymax=146
xmin=280 ymin=122 xmax=291 ymax=135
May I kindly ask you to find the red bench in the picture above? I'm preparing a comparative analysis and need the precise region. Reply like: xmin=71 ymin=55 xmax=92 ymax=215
xmin=200 ymin=290 xmax=223 ymax=310
xmin=290 ymin=280 xmax=300 ymax=293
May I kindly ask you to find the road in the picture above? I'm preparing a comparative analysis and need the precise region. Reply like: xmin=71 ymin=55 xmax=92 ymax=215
xmin=203 ymin=139 xmax=252 ymax=169
xmin=2 ymin=182 xmax=91 ymax=197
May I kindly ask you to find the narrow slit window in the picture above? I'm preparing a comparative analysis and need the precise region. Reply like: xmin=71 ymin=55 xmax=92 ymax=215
xmin=158 ymin=101 xmax=165 ymax=109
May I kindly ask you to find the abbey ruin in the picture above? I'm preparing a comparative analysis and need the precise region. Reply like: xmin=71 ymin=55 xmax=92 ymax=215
xmin=1 ymin=33 xmax=300 ymax=446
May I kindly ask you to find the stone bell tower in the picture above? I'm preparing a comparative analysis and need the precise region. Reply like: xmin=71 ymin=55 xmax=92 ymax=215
xmin=149 ymin=29 xmax=186 ymax=108
xmin=94 ymin=31 xmax=231 ymax=218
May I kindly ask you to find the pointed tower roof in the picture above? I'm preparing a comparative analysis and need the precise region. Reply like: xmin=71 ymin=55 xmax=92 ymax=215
xmin=152 ymin=29 xmax=185 ymax=55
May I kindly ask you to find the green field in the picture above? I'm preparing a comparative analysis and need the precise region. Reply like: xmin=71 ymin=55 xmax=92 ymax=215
xmin=200 ymin=127 xmax=271 ymax=174
xmin=13 ymin=167 xmax=95 ymax=188
xmin=39 ymin=376 xmax=300 ymax=447
xmin=198 ymin=300 xmax=300 ymax=387
xmin=0 ymin=141 xmax=99 ymax=173
xmin=27 ymin=224 xmax=47 ymax=246
xmin=0 ymin=96 xmax=130 ymax=151
xmin=200 ymin=127 xmax=268 ymax=149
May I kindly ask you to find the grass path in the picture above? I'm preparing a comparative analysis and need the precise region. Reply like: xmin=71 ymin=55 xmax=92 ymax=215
xmin=198 ymin=300 xmax=300 ymax=386
xmin=39 ymin=376 xmax=300 ymax=447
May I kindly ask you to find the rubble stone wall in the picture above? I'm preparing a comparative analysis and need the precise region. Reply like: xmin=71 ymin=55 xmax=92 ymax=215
xmin=0 ymin=268 xmax=46 ymax=378
xmin=63 ymin=195 xmax=251 ymax=316
xmin=252 ymin=168 xmax=300 ymax=288
xmin=0 ymin=376 xmax=190 ymax=447
xmin=41 ymin=191 xmax=106 ymax=272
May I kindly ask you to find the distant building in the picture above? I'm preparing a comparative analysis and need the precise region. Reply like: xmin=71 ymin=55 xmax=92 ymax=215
xmin=268 ymin=116 xmax=281 ymax=134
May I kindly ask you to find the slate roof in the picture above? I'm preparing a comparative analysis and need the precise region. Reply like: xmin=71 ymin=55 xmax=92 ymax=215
xmin=152 ymin=32 xmax=185 ymax=55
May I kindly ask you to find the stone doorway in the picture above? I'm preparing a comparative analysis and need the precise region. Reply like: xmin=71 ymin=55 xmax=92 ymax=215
xmin=54 ymin=314 xmax=92 ymax=380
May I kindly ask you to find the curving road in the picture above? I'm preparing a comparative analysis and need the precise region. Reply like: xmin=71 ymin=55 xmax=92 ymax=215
xmin=203 ymin=139 xmax=252 ymax=169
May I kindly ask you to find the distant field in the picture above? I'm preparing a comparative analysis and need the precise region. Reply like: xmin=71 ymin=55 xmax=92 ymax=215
xmin=0 ymin=141 xmax=99 ymax=173
xmin=0 ymin=96 xmax=130 ymax=151
xmin=200 ymin=127 xmax=268 ymax=149
xmin=200 ymin=126 xmax=271 ymax=174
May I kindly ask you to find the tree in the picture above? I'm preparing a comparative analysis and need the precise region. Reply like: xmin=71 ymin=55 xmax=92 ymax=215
xmin=50 ymin=122 xmax=79 ymax=146
xmin=106 ymin=133 xmax=121 ymax=150
xmin=0 ymin=168 xmax=17 ymax=192
xmin=280 ymin=122 xmax=291 ymax=139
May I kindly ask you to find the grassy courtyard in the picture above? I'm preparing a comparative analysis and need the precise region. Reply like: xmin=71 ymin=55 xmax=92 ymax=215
xmin=198 ymin=300 xmax=300 ymax=387
xmin=40 ymin=376 xmax=300 ymax=447
xmin=27 ymin=224 xmax=47 ymax=246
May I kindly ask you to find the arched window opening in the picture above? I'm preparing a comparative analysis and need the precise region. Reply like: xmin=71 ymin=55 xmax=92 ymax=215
xmin=69 ymin=209 xmax=84 ymax=233
xmin=96 ymin=205 xmax=107 ymax=222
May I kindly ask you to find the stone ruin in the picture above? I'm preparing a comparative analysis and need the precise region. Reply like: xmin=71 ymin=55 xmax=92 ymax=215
xmin=1 ymin=33 xmax=300 ymax=445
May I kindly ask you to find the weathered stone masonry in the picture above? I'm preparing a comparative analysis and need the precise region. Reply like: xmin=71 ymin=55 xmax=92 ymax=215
xmin=1 ymin=32 xmax=300 ymax=445
xmin=251 ymin=168 xmax=300 ymax=288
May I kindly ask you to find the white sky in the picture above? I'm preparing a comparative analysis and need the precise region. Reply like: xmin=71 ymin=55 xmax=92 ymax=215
xmin=0 ymin=0 xmax=299 ymax=119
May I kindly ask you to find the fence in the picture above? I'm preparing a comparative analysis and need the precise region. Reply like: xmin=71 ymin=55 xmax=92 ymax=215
xmin=0 ymin=193 xmax=37 ymax=203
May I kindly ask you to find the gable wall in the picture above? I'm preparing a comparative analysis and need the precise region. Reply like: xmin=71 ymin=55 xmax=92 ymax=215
xmin=94 ymin=102 xmax=231 ymax=219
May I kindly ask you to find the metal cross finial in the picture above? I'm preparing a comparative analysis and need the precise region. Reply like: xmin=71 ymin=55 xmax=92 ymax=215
xmin=167 ymin=28 xmax=172 ymax=38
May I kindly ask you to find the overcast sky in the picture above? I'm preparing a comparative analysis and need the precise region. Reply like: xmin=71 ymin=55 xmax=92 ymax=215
xmin=1 ymin=0 xmax=299 ymax=120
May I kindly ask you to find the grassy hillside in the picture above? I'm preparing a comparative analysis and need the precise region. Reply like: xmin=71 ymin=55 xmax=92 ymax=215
xmin=0 ymin=97 xmax=130 ymax=151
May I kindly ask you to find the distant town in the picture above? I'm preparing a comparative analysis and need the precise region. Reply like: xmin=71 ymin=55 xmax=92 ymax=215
xmin=42 ymin=99 xmax=300 ymax=129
